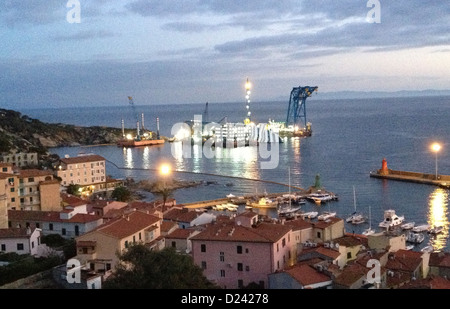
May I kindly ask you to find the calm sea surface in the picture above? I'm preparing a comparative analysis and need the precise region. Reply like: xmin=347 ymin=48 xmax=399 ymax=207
xmin=21 ymin=96 xmax=450 ymax=252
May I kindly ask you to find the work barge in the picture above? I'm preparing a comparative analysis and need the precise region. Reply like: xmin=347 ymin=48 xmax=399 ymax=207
xmin=370 ymin=158 xmax=450 ymax=188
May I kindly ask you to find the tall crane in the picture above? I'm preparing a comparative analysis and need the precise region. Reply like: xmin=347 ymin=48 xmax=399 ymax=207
xmin=285 ymin=86 xmax=318 ymax=136
xmin=128 ymin=96 xmax=141 ymax=140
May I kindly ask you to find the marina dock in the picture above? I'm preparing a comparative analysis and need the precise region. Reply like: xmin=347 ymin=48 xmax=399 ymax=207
xmin=370 ymin=158 xmax=450 ymax=188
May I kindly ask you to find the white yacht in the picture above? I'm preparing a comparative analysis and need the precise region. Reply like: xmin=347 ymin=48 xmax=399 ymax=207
xmin=346 ymin=186 xmax=366 ymax=225
xmin=379 ymin=209 xmax=405 ymax=228
xmin=318 ymin=211 xmax=337 ymax=221
xmin=412 ymin=224 xmax=431 ymax=233
xmin=401 ymin=222 xmax=415 ymax=230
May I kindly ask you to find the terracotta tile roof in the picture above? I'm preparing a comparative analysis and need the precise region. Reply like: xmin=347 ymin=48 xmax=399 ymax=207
xmin=400 ymin=275 xmax=450 ymax=289
xmin=19 ymin=169 xmax=54 ymax=178
xmin=314 ymin=246 xmax=341 ymax=260
xmin=312 ymin=217 xmax=343 ymax=229
xmin=61 ymin=193 xmax=87 ymax=205
xmin=8 ymin=210 xmax=102 ymax=224
xmin=164 ymin=207 xmax=199 ymax=223
xmin=334 ymin=263 xmax=368 ymax=287
xmin=284 ymin=218 xmax=313 ymax=231
xmin=191 ymin=221 xmax=287 ymax=243
xmin=286 ymin=264 xmax=332 ymax=287
xmin=165 ymin=228 xmax=199 ymax=239
xmin=386 ymin=271 xmax=411 ymax=288
xmin=429 ymin=252 xmax=450 ymax=268
xmin=335 ymin=235 xmax=367 ymax=247
xmin=251 ymin=222 xmax=292 ymax=243
xmin=60 ymin=154 xmax=105 ymax=165
xmin=40 ymin=179 xmax=60 ymax=185
xmin=0 ymin=172 xmax=15 ymax=179
xmin=96 ymin=211 xmax=160 ymax=239
xmin=385 ymin=249 xmax=422 ymax=273
xmin=160 ymin=221 xmax=178 ymax=233
xmin=236 ymin=211 xmax=259 ymax=219
xmin=0 ymin=227 xmax=35 ymax=239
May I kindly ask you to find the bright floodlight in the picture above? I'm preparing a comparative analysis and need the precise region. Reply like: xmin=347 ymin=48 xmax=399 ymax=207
xmin=160 ymin=164 xmax=171 ymax=176
xmin=432 ymin=143 xmax=441 ymax=153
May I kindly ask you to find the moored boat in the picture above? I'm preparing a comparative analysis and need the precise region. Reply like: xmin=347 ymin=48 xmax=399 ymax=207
xmin=412 ymin=224 xmax=431 ymax=233
xmin=401 ymin=222 xmax=415 ymax=230
xmin=379 ymin=209 xmax=405 ymax=228
xmin=300 ymin=211 xmax=318 ymax=219
xmin=406 ymin=232 xmax=425 ymax=244
xmin=318 ymin=211 xmax=337 ymax=221
xmin=428 ymin=225 xmax=444 ymax=235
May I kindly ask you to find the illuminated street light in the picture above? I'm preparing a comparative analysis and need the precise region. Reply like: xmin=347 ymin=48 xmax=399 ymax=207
xmin=160 ymin=164 xmax=171 ymax=176
xmin=431 ymin=143 xmax=441 ymax=180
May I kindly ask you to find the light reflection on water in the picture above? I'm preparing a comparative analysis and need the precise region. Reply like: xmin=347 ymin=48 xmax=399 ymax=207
xmin=427 ymin=188 xmax=449 ymax=252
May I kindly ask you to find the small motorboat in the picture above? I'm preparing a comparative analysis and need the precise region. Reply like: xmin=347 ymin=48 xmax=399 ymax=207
xmin=428 ymin=226 xmax=444 ymax=235
xmin=401 ymin=222 xmax=415 ymax=230
xmin=412 ymin=224 xmax=431 ymax=233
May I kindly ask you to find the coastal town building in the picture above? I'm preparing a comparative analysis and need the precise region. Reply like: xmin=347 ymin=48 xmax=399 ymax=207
xmin=190 ymin=212 xmax=293 ymax=289
xmin=0 ymin=227 xmax=42 ymax=255
xmin=268 ymin=263 xmax=333 ymax=289
xmin=75 ymin=211 xmax=162 ymax=272
xmin=164 ymin=207 xmax=216 ymax=228
xmin=0 ymin=152 xmax=38 ymax=168
xmin=8 ymin=209 xmax=103 ymax=239
xmin=0 ymin=165 xmax=61 ymax=212
xmin=165 ymin=227 xmax=202 ymax=253
xmin=57 ymin=154 xmax=106 ymax=187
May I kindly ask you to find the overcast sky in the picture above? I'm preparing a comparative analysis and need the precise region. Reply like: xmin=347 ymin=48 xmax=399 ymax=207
xmin=1 ymin=0 xmax=449 ymax=109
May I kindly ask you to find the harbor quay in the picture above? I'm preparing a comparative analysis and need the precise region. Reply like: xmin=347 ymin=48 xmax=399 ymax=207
xmin=370 ymin=158 xmax=450 ymax=188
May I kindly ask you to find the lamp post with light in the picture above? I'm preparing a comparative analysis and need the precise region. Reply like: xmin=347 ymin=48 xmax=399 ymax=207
xmin=431 ymin=143 xmax=441 ymax=180
xmin=159 ymin=164 xmax=172 ymax=212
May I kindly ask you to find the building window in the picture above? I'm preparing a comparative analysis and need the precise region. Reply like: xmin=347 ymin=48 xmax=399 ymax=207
xmin=10 ymin=188 xmax=14 ymax=193
xmin=106 ymin=263 xmax=111 ymax=271
xmin=125 ymin=241 xmax=129 ymax=248
xmin=237 ymin=263 xmax=243 ymax=271
xmin=20 ymin=198 xmax=24 ymax=204
xmin=201 ymin=261 xmax=207 ymax=270
xmin=37 ymin=237 xmax=40 ymax=245
xmin=282 ymin=238 xmax=286 ymax=247
xmin=133 ymin=235 xmax=136 ymax=243
xmin=30 ymin=197 xmax=33 ymax=203
xmin=29 ymin=188 xmax=33 ymax=193
xmin=245 ymin=248 xmax=249 ymax=253
xmin=83 ymin=248 xmax=88 ymax=254
xmin=277 ymin=261 xmax=280 ymax=269
xmin=277 ymin=243 xmax=279 ymax=252
xmin=17 ymin=243 xmax=24 ymax=251
xmin=220 ymin=270 xmax=225 ymax=277
xmin=31 ymin=241 xmax=35 ymax=249
xmin=347 ymin=252 xmax=352 ymax=259
xmin=171 ymin=241 xmax=176 ymax=248
xmin=238 ymin=280 xmax=244 ymax=289
xmin=8 ymin=177 xmax=14 ymax=183
xmin=62 ymin=228 xmax=66 ymax=236
xmin=11 ymin=198 xmax=15 ymax=203
xmin=201 ymin=244 xmax=206 ymax=252
xmin=75 ymin=225 xmax=79 ymax=236
xmin=2 ymin=167 xmax=6 ymax=172
xmin=28 ymin=177 xmax=34 ymax=182
xmin=245 ymin=265 xmax=250 ymax=271
xmin=237 ymin=245 xmax=242 ymax=254
xmin=139 ymin=232 xmax=142 ymax=240
xmin=220 ymin=252 xmax=225 ymax=262
xmin=317 ymin=231 xmax=321 ymax=238
xmin=1 ymin=244 xmax=5 ymax=251
xmin=49 ymin=223 xmax=53 ymax=231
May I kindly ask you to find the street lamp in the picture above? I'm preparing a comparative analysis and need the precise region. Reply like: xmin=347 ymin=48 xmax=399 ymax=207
xmin=159 ymin=164 xmax=172 ymax=212
xmin=431 ymin=143 xmax=441 ymax=180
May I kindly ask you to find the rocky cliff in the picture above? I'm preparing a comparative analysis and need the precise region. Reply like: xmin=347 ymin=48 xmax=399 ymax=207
xmin=0 ymin=108 xmax=128 ymax=155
